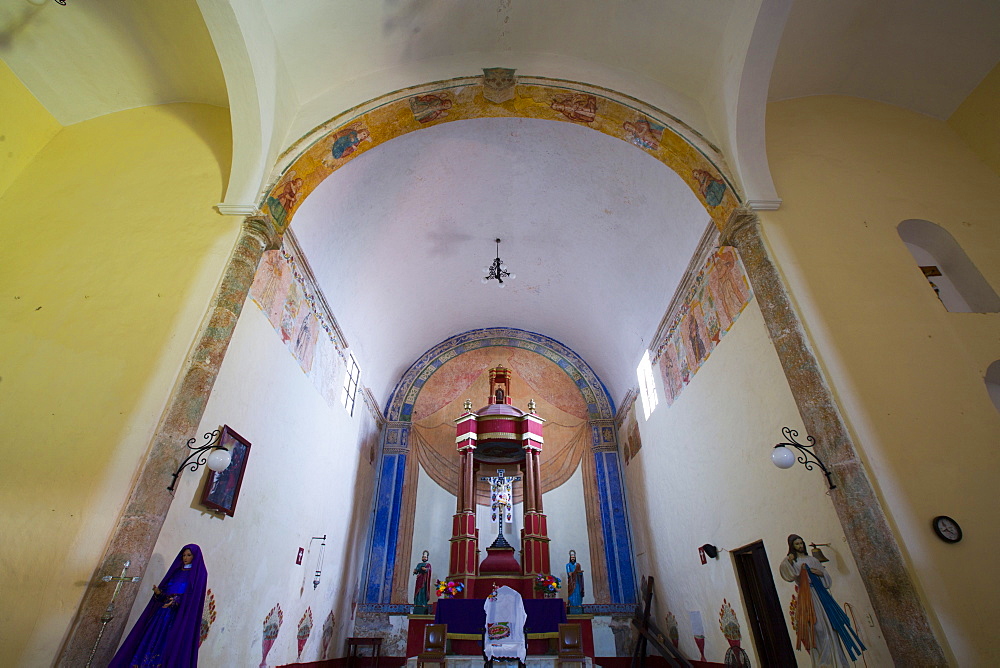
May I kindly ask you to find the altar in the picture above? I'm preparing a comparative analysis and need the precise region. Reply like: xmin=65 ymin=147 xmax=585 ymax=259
xmin=407 ymin=367 xmax=595 ymax=662
xmin=407 ymin=601 xmax=594 ymax=658
xmin=435 ymin=598 xmax=566 ymax=638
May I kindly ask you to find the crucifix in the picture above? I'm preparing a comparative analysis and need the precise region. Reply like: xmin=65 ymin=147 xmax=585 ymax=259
xmin=480 ymin=468 xmax=521 ymax=525
xmin=85 ymin=560 xmax=143 ymax=667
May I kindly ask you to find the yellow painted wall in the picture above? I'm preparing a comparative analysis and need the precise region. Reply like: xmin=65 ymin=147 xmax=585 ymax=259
xmin=949 ymin=62 xmax=1000 ymax=178
xmin=0 ymin=100 xmax=235 ymax=664
xmin=764 ymin=95 xmax=1000 ymax=665
xmin=0 ymin=59 xmax=61 ymax=198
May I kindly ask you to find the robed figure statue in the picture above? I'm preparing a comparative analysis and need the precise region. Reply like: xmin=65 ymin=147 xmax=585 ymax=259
xmin=566 ymin=550 xmax=585 ymax=613
xmin=413 ymin=550 xmax=432 ymax=614
xmin=779 ymin=534 xmax=865 ymax=667
xmin=109 ymin=543 xmax=209 ymax=668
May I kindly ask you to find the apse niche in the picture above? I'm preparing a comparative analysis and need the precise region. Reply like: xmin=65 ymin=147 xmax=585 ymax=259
xmin=897 ymin=219 xmax=1000 ymax=313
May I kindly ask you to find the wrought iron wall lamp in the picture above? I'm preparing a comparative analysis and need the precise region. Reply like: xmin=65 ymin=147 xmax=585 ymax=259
xmin=167 ymin=429 xmax=233 ymax=492
xmin=770 ymin=426 xmax=836 ymax=490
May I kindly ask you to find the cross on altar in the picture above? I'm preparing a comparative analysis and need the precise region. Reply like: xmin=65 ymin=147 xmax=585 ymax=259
xmin=480 ymin=468 xmax=521 ymax=524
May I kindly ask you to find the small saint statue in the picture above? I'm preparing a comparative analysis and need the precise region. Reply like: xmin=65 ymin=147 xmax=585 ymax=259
xmin=566 ymin=550 xmax=585 ymax=614
xmin=412 ymin=550 xmax=432 ymax=614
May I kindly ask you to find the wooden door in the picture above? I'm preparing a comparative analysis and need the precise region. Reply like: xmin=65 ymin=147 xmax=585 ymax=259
xmin=732 ymin=540 xmax=797 ymax=667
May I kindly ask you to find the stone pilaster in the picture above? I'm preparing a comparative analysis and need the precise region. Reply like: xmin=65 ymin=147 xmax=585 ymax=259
xmin=721 ymin=207 xmax=948 ymax=666
xmin=58 ymin=217 xmax=279 ymax=667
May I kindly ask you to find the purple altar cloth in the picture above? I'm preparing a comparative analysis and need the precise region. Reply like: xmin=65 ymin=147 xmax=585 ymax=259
xmin=435 ymin=598 xmax=567 ymax=637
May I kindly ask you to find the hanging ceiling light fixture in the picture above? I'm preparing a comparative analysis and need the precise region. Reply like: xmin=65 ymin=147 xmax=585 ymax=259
xmin=481 ymin=238 xmax=516 ymax=288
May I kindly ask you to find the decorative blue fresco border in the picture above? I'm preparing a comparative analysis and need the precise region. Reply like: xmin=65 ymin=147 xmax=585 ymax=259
xmin=385 ymin=327 xmax=615 ymax=422
xmin=594 ymin=451 xmax=637 ymax=604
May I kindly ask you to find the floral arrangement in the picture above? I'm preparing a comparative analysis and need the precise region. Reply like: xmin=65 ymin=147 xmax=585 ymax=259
xmin=435 ymin=579 xmax=465 ymax=598
xmin=534 ymin=574 xmax=562 ymax=593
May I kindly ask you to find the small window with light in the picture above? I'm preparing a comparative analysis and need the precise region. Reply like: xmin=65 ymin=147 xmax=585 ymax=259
xmin=637 ymin=350 xmax=659 ymax=419
xmin=342 ymin=353 xmax=361 ymax=416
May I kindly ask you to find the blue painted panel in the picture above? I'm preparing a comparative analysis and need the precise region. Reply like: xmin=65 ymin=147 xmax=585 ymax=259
xmin=593 ymin=451 xmax=637 ymax=605
xmin=382 ymin=452 xmax=407 ymax=602
xmin=602 ymin=453 xmax=636 ymax=603
xmin=593 ymin=454 xmax=621 ymax=603
xmin=365 ymin=453 xmax=407 ymax=604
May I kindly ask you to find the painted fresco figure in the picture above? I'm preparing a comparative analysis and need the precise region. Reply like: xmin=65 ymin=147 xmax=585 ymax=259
xmin=779 ymin=535 xmax=865 ymax=668
xmin=326 ymin=126 xmax=371 ymax=162
xmin=708 ymin=246 xmax=750 ymax=330
xmin=623 ymin=119 xmax=662 ymax=151
xmin=550 ymin=94 xmax=597 ymax=123
xmin=566 ymin=550 xmax=585 ymax=613
xmin=109 ymin=544 xmax=209 ymax=668
xmin=692 ymin=168 xmax=727 ymax=207
xmin=412 ymin=550 xmax=432 ymax=614
xmin=410 ymin=94 xmax=453 ymax=123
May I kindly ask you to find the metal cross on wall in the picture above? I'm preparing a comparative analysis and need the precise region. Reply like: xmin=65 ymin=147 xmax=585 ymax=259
xmin=85 ymin=560 xmax=143 ymax=667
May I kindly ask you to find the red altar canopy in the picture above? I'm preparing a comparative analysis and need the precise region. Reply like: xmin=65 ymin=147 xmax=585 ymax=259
xmin=449 ymin=365 xmax=552 ymax=598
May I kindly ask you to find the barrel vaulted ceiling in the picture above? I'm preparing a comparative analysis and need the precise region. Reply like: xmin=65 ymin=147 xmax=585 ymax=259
xmin=2 ymin=0 xmax=998 ymax=404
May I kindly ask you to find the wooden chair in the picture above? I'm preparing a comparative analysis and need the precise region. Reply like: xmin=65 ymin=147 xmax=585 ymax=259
xmin=417 ymin=623 xmax=448 ymax=668
xmin=557 ymin=623 xmax=586 ymax=668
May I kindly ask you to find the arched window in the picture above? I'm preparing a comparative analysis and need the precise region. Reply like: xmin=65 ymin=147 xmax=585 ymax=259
xmin=897 ymin=219 xmax=1000 ymax=313
xmin=636 ymin=350 xmax=659 ymax=419
xmin=986 ymin=361 xmax=1000 ymax=414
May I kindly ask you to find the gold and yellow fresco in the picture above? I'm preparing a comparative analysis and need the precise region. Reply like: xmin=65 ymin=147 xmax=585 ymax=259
xmin=409 ymin=345 xmax=589 ymax=503
xmin=262 ymin=79 xmax=740 ymax=238
xmin=250 ymin=242 xmax=346 ymax=408
xmin=654 ymin=246 xmax=752 ymax=405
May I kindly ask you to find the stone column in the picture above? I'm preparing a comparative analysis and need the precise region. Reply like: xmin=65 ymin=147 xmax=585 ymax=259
xmin=58 ymin=217 xmax=279 ymax=667
xmin=721 ymin=207 xmax=948 ymax=666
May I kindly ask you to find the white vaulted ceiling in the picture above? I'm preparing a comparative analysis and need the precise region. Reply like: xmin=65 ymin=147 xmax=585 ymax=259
xmin=291 ymin=116 xmax=711 ymax=402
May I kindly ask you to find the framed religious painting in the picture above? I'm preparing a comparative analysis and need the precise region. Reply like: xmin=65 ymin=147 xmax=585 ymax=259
xmin=200 ymin=425 xmax=251 ymax=517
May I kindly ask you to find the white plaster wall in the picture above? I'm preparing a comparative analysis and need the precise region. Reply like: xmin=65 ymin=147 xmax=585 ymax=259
xmin=412 ymin=465 xmax=460 ymax=593
xmin=624 ymin=299 xmax=892 ymax=667
xmin=477 ymin=500 xmax=524 ymax=555
xmin=543 ymin=464 xmax=593 ymax=605
xmin=591 ymin=617 xmax=618 ymax=657
xmin=120 ymin=302 xmax=378 ymax=666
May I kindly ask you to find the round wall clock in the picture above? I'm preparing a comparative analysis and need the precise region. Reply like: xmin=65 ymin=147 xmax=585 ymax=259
xmin=932 ymin=515 xmax=962 ymax=543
